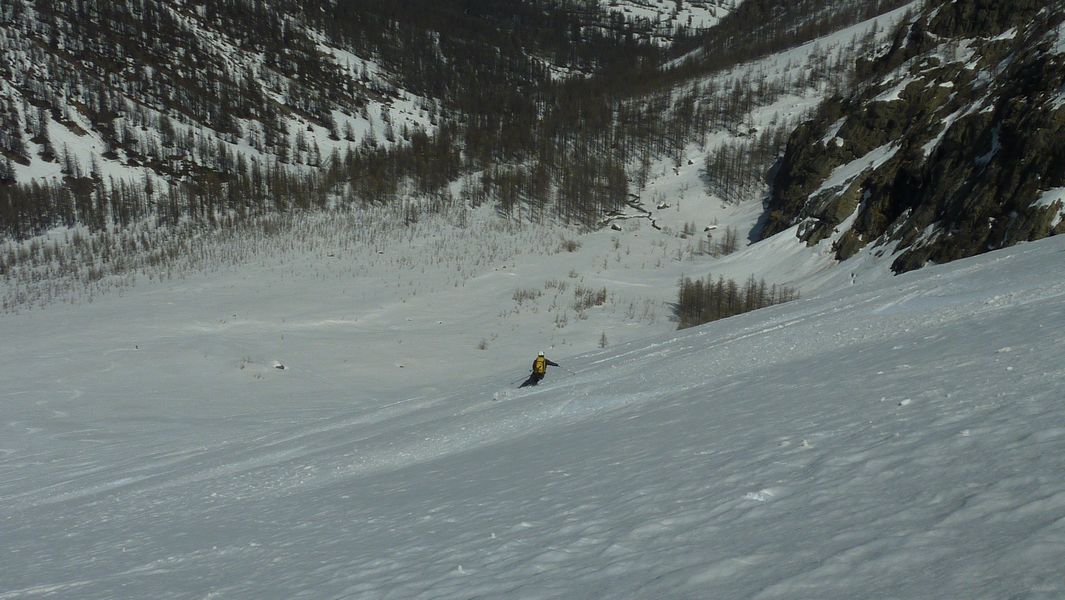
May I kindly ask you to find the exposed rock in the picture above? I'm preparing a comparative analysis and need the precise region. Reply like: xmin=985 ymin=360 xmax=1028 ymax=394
xmin=762 ymin=0 xmax=1065 ymax=273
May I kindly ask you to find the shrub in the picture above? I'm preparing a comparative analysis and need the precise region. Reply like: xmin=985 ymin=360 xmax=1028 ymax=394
xmin=573 ymin=285 xmax=607 ymax=311
xmin=513 ymin=287 xmax=542 ymax=303
xmin=559 ymin=239 xmax=581 ymax=252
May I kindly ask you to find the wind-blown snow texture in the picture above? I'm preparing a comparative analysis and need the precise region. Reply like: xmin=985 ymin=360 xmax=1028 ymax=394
xmin=2 ymin=225 xmax=1064 ymax=598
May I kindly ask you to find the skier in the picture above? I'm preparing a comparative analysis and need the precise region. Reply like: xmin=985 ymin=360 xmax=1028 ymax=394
xmin=519 ymin=351 xmax=559 ymax=388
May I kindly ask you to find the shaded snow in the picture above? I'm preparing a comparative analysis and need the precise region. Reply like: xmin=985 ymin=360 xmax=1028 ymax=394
xmin=811 ymin=143 xmax=900 ymax=197
xmin=1053 ymin=20 xmax=1065 ymax=55
xmin=872 ymin=75 xmax=915 ymax=102
xmin=1035 ymin=188 xmax=1065 ymax=228
xmin=820 ymin=118 xmax=847 ymax=146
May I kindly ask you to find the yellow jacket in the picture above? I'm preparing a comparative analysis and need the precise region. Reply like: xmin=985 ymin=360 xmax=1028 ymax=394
xmin=532 ymin=355 xmax=558 ymax=375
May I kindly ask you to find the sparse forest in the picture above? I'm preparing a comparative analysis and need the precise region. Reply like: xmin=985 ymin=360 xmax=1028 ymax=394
xmin=1 ymin=0 xmax=913 ymax=311
xmin=1 ymin=0 xmax=909 ymax=236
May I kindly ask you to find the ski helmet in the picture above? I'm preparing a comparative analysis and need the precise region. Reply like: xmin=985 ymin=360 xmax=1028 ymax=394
xmin=538 ymin=351 xmax=545 ymax=356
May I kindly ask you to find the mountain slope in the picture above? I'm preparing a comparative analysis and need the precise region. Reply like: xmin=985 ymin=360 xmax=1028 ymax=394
xmin=0 ymin=0 xmax=710 ymax=192
xmin=2 ymin=229 xmax=1064 ymax=598
xmin=761 ymin=0 xmax=1065 ymax=272
xmin=0 ymin=0 xmax=438 ymax=186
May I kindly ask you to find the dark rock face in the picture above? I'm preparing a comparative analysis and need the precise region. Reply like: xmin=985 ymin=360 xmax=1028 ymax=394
xmin=762 ymin=0 xmax=1065 ymax=273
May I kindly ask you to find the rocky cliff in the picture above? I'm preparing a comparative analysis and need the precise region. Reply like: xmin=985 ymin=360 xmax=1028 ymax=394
xmin=761 ymin=0 xmax=1065 ymax=273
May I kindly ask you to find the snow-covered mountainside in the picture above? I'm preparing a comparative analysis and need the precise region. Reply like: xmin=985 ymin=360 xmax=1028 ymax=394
xmin=2 ymin=1 xmax=1064 ymax=594
xmin=597 ymin=0 xmax=740 ymax=44
xmin=0 ymin=0 xmax=729 ymax=191
xmin=0 ymin=0 xmax=434 ymax=188
xmin=2 ymin=218 xmax=1063 ymax=598
xmin=762 ymin=0 xmax=1065 ymax=272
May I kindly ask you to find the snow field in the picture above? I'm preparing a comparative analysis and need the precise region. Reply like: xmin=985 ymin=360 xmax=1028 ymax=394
xmin=2 ymin=227 xmax=1064 ymax=598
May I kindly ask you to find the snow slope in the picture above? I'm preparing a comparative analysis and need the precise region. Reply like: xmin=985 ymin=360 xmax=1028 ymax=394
xmin=2 ymin=222 xmax=1064 ymax=597
xmin=599 ymin=0 xmax=740 ymax=44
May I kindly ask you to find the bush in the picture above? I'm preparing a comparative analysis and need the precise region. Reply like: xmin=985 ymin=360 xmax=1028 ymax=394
xmin=573 ymin=285 xmax=607 ymax=311
xmin=559 ymin=239 xmax=581 ymax=252
xmin=513 ymin=287 xmax=542 ymax=303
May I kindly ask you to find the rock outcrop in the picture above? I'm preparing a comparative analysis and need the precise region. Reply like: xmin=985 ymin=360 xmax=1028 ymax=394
xmin=762 ymin=0 xmax=1065 ymax=273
